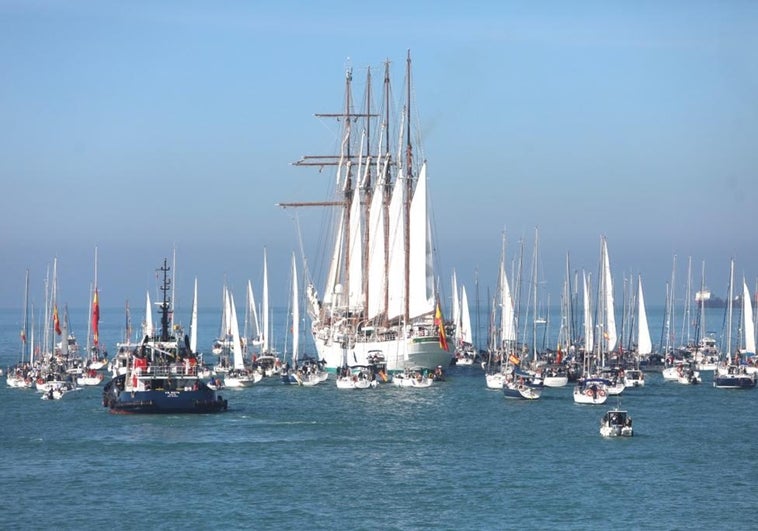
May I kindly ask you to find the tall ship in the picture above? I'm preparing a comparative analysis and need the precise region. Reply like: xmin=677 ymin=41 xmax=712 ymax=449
xmin=280 ymin=52 xmax=452 ymax=373
xmin=102 ymin=259 xmax=228 ymax=414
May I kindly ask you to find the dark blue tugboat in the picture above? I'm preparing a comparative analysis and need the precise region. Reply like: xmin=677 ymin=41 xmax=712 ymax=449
xmin=102 ymin=259 xmax=228 ymax=414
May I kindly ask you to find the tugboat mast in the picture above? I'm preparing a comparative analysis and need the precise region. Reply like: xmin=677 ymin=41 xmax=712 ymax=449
xmin=158 ymin=259 xmax=172 ymax=342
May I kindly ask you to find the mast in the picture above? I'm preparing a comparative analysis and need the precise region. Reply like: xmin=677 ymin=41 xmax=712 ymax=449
xmin=531 ymin=227 xmax=539 ymax=362
xmin=682 ymin=256 xmax=692 ymax=346
xmin=21 ymin=269 xmax=30 ymax=363
xmin=171 ymin=245 xmax=177 ymax=330
xmin=726 ymin=258 xmax=734 ymax=359
xmin=362 ymin=66 xmax=372 ymax=316
xmin=158 ymin=259 xmax=171 ymax=343
xmin=382 ymin=60 xmax=392 ymax=324
xmin=263 ymin=247 xmax=270 ymax=353
xmin=403 ymin=50 xmax=413 ymax=322
xmin=342 ymin=67 xmax=353 ymax=314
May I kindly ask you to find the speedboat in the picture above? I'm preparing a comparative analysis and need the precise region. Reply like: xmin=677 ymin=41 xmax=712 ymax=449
xmin=622 ymin=369 xmax=645 ymax=388
xmin=600 ymin=409 xmax=633 ymax=437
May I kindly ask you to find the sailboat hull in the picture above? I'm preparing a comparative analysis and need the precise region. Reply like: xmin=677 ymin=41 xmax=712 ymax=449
xmin=314 ymin=335 xmax=452 ymax=373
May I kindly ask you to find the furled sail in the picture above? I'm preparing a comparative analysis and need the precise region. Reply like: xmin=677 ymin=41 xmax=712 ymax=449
xmin=408 ymin=162 xmax=434 ymax=319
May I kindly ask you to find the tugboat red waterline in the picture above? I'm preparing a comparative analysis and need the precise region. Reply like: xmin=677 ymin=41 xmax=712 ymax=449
xmin=102 ymin=259 xmax=228 ymax=414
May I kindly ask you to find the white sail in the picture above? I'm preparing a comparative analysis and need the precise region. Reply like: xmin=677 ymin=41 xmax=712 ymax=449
xmin=501 ymin=260 xmax=517 ymax=344
xmin=145 ymin=291 xmax=154 ymax=338
xmin=347 ymin=184 xmax=363 ymax=310
xmin=223 ymin=285 xmax=232 ymax=339
xmin=323 ymin=210 xmax=344 ymax=307
xmin=743 ymin=279 xmax=756 ymax=354
xmin=190 ymin=277 xmax=198 ymax=353
xmin=366 ymin=164 xmax=386 ymax=320
xmin=229 ymin=290 xmax=244 ymax=370
xmin=637 ymin=276 xmax=652 ymax=356
xmin=460 ymin=284 xmax=473 ymax=345
xmin=408 ymin=162 xmax=434 ymax=319
xmin=386 ymin=168 xmax=406 ymax=320
xmin=451 ymin=271 xmax=461 ymax=343
xmin=583 ymin=271 xmax=594 ymax=354
xmin=292 ymin=253 xmax=300 ymax=364
xmin=262 ymin=248 xmax=270 ymax=353
xmin=247 ymin=280 xmax=261 ymax=344
xmin=219 ymin=284 xmax=229 ymax=340
xmin=601 ymin=237 xmax=617 ymax=352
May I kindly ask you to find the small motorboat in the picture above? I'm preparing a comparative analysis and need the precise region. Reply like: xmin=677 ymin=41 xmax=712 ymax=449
xmin=600 ymin=408 xmax=633 ymax=437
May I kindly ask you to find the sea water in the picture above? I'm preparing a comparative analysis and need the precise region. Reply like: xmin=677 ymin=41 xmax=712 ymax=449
xmin=0 ymin=306 xmax=754 ymax=530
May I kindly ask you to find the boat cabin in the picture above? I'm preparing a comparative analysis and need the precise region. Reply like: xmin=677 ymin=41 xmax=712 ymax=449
xmin=603 ymin=410 xmax=631 ymax=427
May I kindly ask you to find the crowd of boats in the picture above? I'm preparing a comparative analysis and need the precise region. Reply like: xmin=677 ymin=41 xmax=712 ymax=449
xmin=4 ymin=53 xmax=756 ymax=420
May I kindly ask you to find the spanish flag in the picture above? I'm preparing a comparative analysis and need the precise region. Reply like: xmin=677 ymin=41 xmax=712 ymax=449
xmin=53 ymin=305 xmax=62 ymax=336
xmin=434 ymin=300 xmax=449 ymax=351
xmin=91 ymin=288 xmax=100 ymax=346
xmin=509 ymin=354 xmax=520 ymax=366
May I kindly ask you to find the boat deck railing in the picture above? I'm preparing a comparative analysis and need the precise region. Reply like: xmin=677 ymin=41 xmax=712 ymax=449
xmin=134 ymin=364 xmax=198 ymax=378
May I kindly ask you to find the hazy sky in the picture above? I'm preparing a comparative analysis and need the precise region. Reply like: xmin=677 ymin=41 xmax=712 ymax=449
xmin=1 ymin=1 xmax=757 ymax=314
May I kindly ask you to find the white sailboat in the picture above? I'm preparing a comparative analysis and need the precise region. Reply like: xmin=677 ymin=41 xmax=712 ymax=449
xmin=223 ymin=289 xmax=262 ymax=388
xmin=255 ymin=248 xmax=282 ymax=376
xmin=740 ymin=278 xmax=756 ymax=358
xmin=6 ymin=270 xmax=34 ymax=388
xmin=281 ymin=53 xmax=452 ymax=374
xmin=624 ymin=276 xmax=649 ymax=388
xmin=212 ymin=281 xmax=241 ymax=356
xmin=454 ymin=284 xmax=476 ymax=365
xmin=598 ymin=236 xmax=617 ymax=364
xmin=713 ymin=260 xmax=756 ymax=389
xmin=485 ymin=235 xmax=517 ymax=390
xmin=285 ymin=252 xmax=328 ymax=386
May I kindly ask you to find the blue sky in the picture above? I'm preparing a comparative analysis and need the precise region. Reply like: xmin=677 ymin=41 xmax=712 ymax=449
xmin=1 ymin=1 xmax=757 ymax=314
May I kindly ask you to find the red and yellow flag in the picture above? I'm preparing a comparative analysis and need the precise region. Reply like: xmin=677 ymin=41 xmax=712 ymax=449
xmin=53 ymin=305 xmax=62 ymax=335
xmin=434 ymin=300 xmax=449 ymax=351
xmin=91 ymin=288 xmax=100 ymax=346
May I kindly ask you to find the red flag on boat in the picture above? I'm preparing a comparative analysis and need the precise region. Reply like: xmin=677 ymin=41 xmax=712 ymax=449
xmin=53 ymin=305 xmax=61 ymax=335
xmin=20 ymin=329 xmax=26 ymax=343
xmin=434 ymin=300 xmax=449 ymax=351
xmin=91 ymin=288 xmax=100 ymax=346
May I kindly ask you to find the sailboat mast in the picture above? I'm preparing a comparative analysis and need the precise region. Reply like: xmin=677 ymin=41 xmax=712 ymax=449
xmin=726 ymin=258 xmax=734 ymax=358
xmin=362 ymin=66 xmax=372 ymax=316
xmin=682 ymin=256 xmax=692 ymax=345
xmin=403 ymin=50 xmax=413 ymax=322
xmin=21 ymin=269 xmax=30 ymax=363
xmin=382 ymin=60 xmax=392 ymax=325
xmin=342 ymin=67 xmax=353 ymax=313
